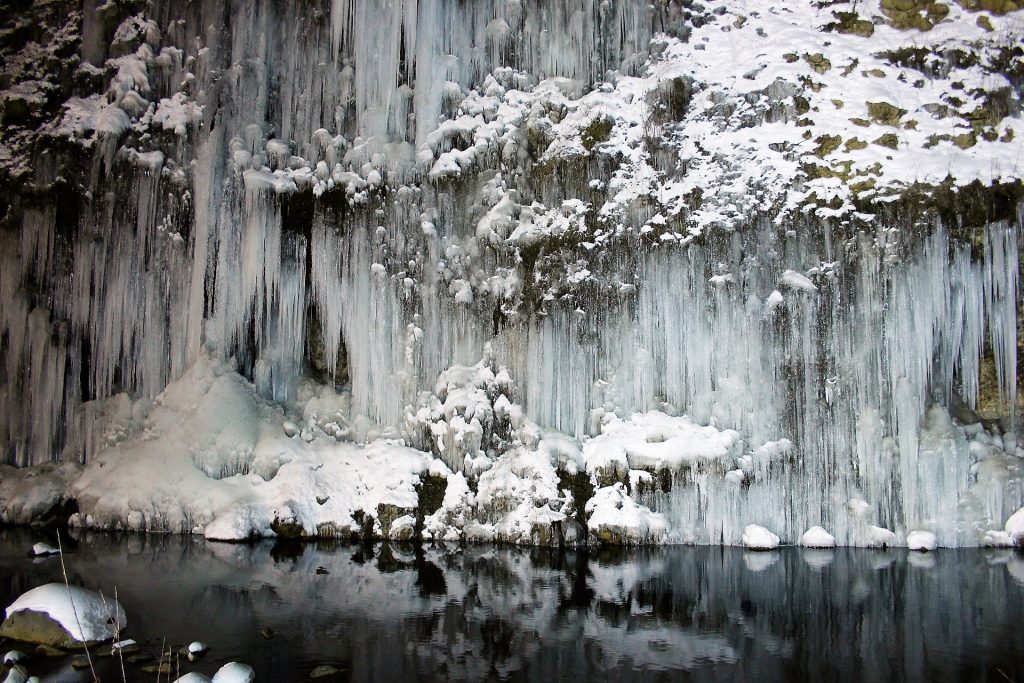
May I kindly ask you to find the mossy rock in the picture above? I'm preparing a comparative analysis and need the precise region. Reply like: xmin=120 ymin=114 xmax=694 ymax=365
xmin=783 ymin=53 xmax=799 ymax=63
xmin=804 ymin=53 xmax=832 ymax=74
xmin=814 ymin=134 xmax=843 ymax=156
xmin=0 ymin=610 xmax=95 ymax=649
xmin=851 ymin=177 xmax=878 ymax=194
xmin=867 ymin=101 xmax=907 ymax=126
xmin=829 ymin=11 xmax=876 ymax=36
xmin=271 ymin=515 xmax=306 ymax=538
xmin=845 ymin=137 xmax=868 ymax=151
xmin=873 ymin=133 xmax=900 ymax=149
xmin=881 ymin=0 xmax=950 ymax=30
xmin=977 ymin=14 xmax=994 ymax=29
xmin=953 ymin=131 xmax=978 ymax=148
xmin=956 ymin=0 xmax=1023 ymax=14
xmin=581 ymin=116 xmax=614 ymax=152
xmin=850 ymin=117 xmax=872 ymax=127
xmin=376 ymin=503 xmax=415 ymax=537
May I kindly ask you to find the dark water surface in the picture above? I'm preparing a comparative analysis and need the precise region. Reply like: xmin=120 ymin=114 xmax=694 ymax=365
xmin=0 ymin=528 xmax=1022 ymax=682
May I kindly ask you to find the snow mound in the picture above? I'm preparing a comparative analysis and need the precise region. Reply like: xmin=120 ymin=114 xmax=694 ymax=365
xmin=30 ymin=543 xmax=59 ymax=557
xmin=800 ymin=526 xmax=836 ymax=548
xmin=868 ymin=525 xmax=897 ymax=548
xmin=583 ymin=411 xmax=741 ymax=475
xmin=3 ymin=584 xmax=125 ymax=643
xmin=173 ymin=674 xmax=212 ymax=683
xmin=212 ymin=662 xmax=255 ymax=683
xmin=742 ymin=524 xmax=780 ymax=550
xmin=586 ymin=483 xmax=668 ymax=545
xmin=1006 ymin=507 xmax=1024 ymax=542
xmin=907 ymin=530 xmax=938 ymax=551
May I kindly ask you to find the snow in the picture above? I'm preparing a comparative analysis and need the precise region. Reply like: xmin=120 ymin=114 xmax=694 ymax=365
xmin=586 ymin=484 xmax=669 ymax=545
xmin=2 ymin=651 xmax=26 ymax=665
xmin=174 ymin=674 xmax=212 ymax=683
xmin=30 ymin=543 xmax=59 ymax=557
xmin=4 ymin=584 xmax=126 ymax=643
xmin=907 ymin=530 xmax=938 ymax=551
xmin=742 ymin=524 xmax=781 ymax=550
xmin=583 ymin=411 xmax=742 ymax=474
xmin=212 ymin=663 xmax=255 ymax=683
xmin=801 ymin=526 xmax=837 ymax=548
xmin=869 ymin=526 xmax=898 ymax=548
xmin=188 ymin=641 xmax=208 ymax=655
xmin=1006 ymin=507 xmax=1024 ymax=541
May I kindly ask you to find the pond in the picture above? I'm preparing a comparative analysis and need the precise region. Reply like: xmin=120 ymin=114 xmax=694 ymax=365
xmin=1 ymin=528 xmax=1022 ymax=681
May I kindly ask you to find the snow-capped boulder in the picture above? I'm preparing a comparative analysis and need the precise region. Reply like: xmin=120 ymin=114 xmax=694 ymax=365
xmin=212 ymin=662 xmax=255 ymax=683
xmin=1005 ymin=507 xmax=1024 ymax=542
xmin=907 ymin=530 xmax=938 ymax=551
xmin=0 ymin=584 xmax=126 ymax=647
xmin=173 ymin=674 xmax=212 ymax=683
xmin=868 ymin=525 xmax=897 ymax=548
xmin=742 ymin=524 xmax=780 ymax=550
xmin=800 ymin=526 xmax=836 ymax=548
xmin=30 ymin=543 xmax=59 ymax=557
xmin=586 ymin=483 xmax=668 ymax=545
xmin=2 ymin=650 xmax=26 ymax=665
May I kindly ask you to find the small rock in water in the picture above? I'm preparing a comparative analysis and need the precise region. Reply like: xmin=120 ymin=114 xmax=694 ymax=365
xmin=212 ymin=662 xmax=255 ymax=683
xmin=800 ymin=526 xmax=836 ymax=548
xmin=2 ymin=665 xmax=28 ymax=683
xmin=126 ymin=652 xmax=153 ymax=664
xmin=316 ymin=566 xmax=329 ymax=575
xmin=71 ymin=655 xmax=93 ymax=669
xmin=29 ymin=543 xmax=59 ymax=557
xmin=111 ymin=638 xmax=139 ymax=655
xmin=141 ymin=663 xmax=172 ymax=675
xmin=2 ymin=650 xmax=27 ymax=665
xmin=260 ymin=627 xmax=274 ymax=639
xmin=0 ymin=584 xmax=127 ymax=647
xmin=310 ymin=664 xmax=343 ymax=679
xmin=742 ymin=524 xmax=780 ymax=550
xmin=33 ymin=644 xmax=64 ymax=657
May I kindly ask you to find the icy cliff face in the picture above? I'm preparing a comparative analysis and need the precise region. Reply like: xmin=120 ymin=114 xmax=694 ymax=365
xmin=1 ymin=0 xmax=1023 ymax=546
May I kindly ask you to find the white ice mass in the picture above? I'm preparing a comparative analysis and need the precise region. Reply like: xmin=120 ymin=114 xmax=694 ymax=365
xmin=0 ymin=0 xmax=1023 ymax=548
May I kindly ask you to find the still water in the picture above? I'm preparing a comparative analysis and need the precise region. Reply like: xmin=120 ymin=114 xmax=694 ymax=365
xmin=0 ymin=528 xmax=1022 ymax=682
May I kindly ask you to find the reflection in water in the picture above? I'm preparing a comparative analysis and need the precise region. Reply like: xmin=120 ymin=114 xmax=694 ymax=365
xmin=0 ymin=529 xmax=1022 ymax=682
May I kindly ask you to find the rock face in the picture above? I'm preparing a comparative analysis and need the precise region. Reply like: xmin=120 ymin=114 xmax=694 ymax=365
xmin=0 ymin=584 xmax=125 ymax=647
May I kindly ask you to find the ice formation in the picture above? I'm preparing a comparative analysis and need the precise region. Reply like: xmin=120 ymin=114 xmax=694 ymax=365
xmin=0 ymin=1 xmax=1023 ymax=547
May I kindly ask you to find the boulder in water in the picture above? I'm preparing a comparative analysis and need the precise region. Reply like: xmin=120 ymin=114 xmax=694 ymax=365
xmin=0 ymin=584 xmax=125 ymax=648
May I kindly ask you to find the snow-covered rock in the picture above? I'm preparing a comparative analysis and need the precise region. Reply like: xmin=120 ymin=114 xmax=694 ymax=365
xmin=2 ymin=650 xmax=26 ymax=665
xmin=0 ymin=584 xmax=126 ymax=647
xmin=586 ymin=484 xmax=668 ymax=545
xmin=742 ymin=524 xmax=780 ymax=550
xmin=212 ymin=662 xmax=255 ymax=683
xmin=30 ymin=543 xmax=59 ymax=557
xmin=1006 ymin=507 xmax=1024 ymax=542
xmin=868 ymin=526 xmax=898 ymax=548
xmin=800 ymin=526 xmax=836 ymax=548
xmin=173 ymin=674 xmax=212 ymax=683
xmin=907 ymin=530 xmax=938 ymax=552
